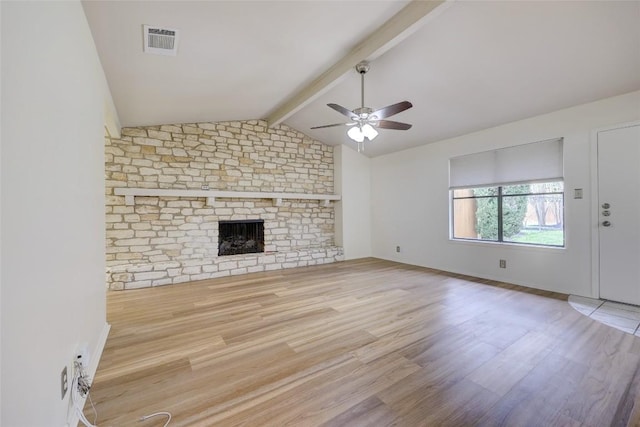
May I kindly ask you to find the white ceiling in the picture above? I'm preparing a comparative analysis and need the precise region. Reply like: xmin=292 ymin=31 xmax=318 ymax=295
xmin=83 ymin=1 xmax=640 ymax=157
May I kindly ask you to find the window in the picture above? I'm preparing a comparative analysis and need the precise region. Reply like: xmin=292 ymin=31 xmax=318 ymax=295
xmin=452 ymin=181 xmax=564 ymax=247
xmin=449 ymin=138 xmax=564 ymax=248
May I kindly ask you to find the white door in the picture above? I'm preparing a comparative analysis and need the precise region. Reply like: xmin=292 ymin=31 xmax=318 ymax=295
xmin=598 ymin=124 xmax=640 ymax=305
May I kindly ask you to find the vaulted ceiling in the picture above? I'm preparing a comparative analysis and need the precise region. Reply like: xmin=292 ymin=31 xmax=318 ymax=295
xmin=83 ymin=1 xmax=640 ymax=157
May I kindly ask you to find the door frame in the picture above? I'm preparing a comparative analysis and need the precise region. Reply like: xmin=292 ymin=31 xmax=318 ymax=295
xmin=590 ymin=120 xmax=640 ymax=300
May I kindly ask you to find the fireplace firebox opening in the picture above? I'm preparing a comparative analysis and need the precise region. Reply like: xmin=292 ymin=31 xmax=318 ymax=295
xmin=218 ymin=219 xmax=265 ymax=256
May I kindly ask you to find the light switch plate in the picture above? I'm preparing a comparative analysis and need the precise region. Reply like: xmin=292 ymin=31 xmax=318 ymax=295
xmin=574 ymin=188 xmax=583 ymax=199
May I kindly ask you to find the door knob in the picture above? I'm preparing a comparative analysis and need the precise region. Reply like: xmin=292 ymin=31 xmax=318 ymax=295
xmin=602 ymin=203 xmax=610 ymax=209
xmin=602 ymin=221 xmax=611 ymax=227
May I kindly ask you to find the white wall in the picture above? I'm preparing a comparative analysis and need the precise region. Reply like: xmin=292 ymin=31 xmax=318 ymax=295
xmin=1 ymin=2 xmax=113 ymax=425
xmin=371 ymin=91 xmax=640 ymax=296
xmin=334 ymin=145 xmax=372 ymax=260
xmin=0 ymin=3 xmax=3 ymax=421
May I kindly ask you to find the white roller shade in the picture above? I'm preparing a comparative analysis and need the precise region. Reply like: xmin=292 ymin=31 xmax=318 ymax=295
xmin=449 ymin=138 xmax=563 ymax=189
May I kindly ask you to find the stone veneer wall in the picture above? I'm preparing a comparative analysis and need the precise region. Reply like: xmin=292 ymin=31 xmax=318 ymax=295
xmin=105 ymin=120 xmax=343 ymax=290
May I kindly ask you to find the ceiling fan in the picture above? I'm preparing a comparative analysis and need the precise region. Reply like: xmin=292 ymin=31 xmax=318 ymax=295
xmin=311 ymin=61 xmax=413 ymax=152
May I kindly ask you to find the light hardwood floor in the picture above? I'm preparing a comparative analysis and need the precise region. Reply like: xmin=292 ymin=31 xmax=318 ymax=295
xmin=89 ymin=258 xmax=640 ymax=426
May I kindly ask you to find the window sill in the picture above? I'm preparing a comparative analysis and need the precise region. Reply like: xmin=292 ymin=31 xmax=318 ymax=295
xmin=448 ymin=238 xmax=566 ymax=252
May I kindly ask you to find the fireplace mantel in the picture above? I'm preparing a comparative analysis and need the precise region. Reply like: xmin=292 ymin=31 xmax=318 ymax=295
xmin=114 ymin=188 xmax=341 ymax=207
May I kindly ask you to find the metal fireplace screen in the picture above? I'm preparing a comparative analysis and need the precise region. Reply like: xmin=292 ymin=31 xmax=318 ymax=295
xmin=218 ymin=220 xmax=265 ymax=256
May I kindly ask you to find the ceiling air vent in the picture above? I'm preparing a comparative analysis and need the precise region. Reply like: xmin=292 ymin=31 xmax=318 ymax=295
xmin=143 ymin=25 xmax=179 ymax=56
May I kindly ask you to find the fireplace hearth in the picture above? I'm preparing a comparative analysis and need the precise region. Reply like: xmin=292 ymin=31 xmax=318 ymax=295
xmin=218 ymin=219 xmax=265 ymax=256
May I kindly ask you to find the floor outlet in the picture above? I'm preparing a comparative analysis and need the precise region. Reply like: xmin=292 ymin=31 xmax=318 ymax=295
xmin=61 ymin=366 xmax=68 ymax=399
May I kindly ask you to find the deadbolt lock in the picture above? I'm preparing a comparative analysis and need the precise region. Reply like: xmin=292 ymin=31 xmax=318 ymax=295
xmin=602 ymin=203 xmax=610 ymax=209
xmin=602 ymin=210 xmax=611 ymax=216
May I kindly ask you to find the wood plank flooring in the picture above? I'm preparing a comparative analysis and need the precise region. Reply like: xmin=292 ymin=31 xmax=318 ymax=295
xmin=89 ymin=258 xmax=640 ymax=426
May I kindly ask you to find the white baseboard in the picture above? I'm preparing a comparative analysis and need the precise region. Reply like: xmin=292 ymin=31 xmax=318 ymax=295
xmin=67 ymin=322 xmax=111 ymax=427
xmin=88 ymin=323 xmax=111 ymax=380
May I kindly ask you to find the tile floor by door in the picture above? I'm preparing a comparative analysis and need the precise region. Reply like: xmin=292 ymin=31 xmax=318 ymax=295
xmin=569 ymin=295 xmax=640 ymax=335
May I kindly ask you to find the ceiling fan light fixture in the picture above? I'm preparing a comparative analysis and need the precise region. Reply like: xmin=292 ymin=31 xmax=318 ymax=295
xmin=347 ymin=126 xmax=366 ymax=143
xmin=361 ymin=124 xmax=378 ymax=140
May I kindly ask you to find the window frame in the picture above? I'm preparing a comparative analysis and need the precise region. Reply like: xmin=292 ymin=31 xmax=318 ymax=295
xmin=450 ymin=181 xmax=565 ymax=248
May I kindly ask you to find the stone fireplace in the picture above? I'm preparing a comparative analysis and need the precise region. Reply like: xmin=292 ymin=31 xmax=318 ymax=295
xmin=218 ymin=219 xmax=264 ymax=256
xmin=105 ymin=120 xmax=343 ymax=290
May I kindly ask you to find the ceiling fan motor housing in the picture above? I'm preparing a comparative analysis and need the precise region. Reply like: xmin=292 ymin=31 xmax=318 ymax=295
xmin=353 ymin=107 xmax=374 ymax=120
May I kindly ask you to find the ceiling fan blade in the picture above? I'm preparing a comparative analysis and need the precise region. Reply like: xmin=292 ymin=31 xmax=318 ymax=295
xmin=376 ymin=120 xmax=412 ymax=130
xmin=310 ymin=122 xmax=355 ymax=130
xmin=327 ymin=103 xmax=357 ymax=119
xmin=371 ymin=101 xmax=413 ymax=119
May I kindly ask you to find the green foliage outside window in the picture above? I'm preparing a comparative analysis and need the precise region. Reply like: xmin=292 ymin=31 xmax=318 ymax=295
xmin=474 ymin=185 xmax=529 ymax=240
xmin=474 ymin=187 xmax=499 ymax=240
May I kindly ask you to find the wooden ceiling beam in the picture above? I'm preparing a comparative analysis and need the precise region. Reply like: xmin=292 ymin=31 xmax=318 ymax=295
xmin=265 ymin=0 xmax=449 ymax=128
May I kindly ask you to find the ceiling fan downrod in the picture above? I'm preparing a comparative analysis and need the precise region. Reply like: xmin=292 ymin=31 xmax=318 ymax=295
xmin=356 ymin=61 xmax=369 ymax=111
xmin=353 ymin=61 xmax=374 ymax=121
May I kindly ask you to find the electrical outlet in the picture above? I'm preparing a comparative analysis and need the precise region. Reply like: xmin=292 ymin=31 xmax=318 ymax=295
xmin=76 ymin=344 xmax=90 ymax=369
xmin=499 ymin=259 xmax=506 ymax=268
xmin=61 ymin=366 xmax=68 ymax=399
xmin=396 ymin=246 xmax=401 ymax=253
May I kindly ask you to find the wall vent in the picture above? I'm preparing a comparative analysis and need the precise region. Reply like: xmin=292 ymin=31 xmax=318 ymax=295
xmin=143 ymin=25 xmax=179 ymax=56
